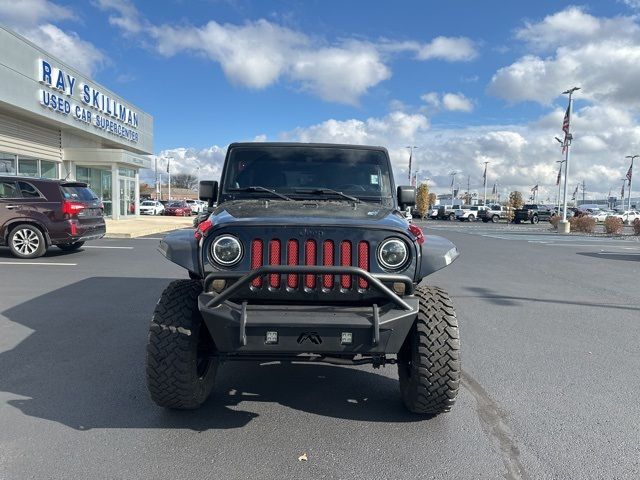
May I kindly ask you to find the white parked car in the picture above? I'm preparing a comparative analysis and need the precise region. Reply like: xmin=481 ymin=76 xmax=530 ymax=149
xmin=612 ymin=210 xmax=640 ymax=223
xmin=590 ymin=210 xmax=615 ymax=222
xmin=139 ymin=200 xmax=164 ymax=215
xmin=185 ymin=199 xmax=205 ymax=215
xmin=455 ymin=205 xmax=482 ymax=222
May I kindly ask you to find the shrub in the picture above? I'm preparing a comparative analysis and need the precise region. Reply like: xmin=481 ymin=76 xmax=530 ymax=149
xmin=576 ymin=216 xmax=596 ymax=233
xmin=549 ymin=215 xmax=560 ymax=229
xmin=604 ymin=216 xmax=623 ymax=235
xmin=633 ymin=218 xmax=640 ymax=235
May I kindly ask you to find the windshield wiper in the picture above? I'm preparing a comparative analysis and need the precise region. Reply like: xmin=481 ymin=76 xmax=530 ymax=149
xmin=228 ymin=186 xmax=293 ymax=201
xmin=294 ymin=188 xmax=362 ymax=203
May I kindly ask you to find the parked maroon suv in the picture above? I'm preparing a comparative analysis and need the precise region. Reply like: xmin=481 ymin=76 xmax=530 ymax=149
xmin=0 ymin=176 xmax=106 ymax=259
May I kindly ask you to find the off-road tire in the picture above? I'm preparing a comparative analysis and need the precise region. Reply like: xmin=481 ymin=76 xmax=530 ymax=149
xmin=398 ymin=286 xmax=460 ymax=415
xmin=531 ymin=215 xmax=539 ymax=224
xmin=146 ymin=279 xmax=217 ymax=409
xmin=448 ymin=213 xmax=455 ymax=221
xmin=57 ymin=241 xmax=84 ymax=252
xmin=492 ymin=215 xmax=499 ymax=223
xmin=8 ymin=224 xmax=47 ymax=259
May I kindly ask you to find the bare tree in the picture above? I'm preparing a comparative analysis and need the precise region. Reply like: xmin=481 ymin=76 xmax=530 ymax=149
xmin=171 ymin=173 xmax=198 ymax=190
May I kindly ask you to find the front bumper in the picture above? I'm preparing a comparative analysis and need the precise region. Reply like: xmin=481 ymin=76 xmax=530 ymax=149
xmin=199 ymin=265 xmax=419 ymax=355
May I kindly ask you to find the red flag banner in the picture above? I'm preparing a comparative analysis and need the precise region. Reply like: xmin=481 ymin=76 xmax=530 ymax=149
xmin=562 ymin=105 xmax=570 ymax=134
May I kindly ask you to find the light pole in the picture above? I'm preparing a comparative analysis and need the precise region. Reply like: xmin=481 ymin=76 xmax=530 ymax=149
xmin=625 ymin=155 xmax=638 ymax=211
xmin=555 ymin=159 xmax=565 ymax=214
xmin=406 ymin=146 xmax=418 ymax=183
xmin=559 ymin=86 xmax=580 ymax=233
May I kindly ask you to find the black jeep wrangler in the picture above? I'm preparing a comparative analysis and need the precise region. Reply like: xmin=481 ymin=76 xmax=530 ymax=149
xmin=147 ymin=143 xmax=461 ymax=415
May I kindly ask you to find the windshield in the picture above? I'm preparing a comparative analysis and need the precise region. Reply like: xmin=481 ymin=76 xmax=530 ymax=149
xmin=141 ymin=201 xmax=155 ymax=206
xmin=222 ymin=146 xmax=393 ymax=203
xmin=168 ymin=202 xmax=185 ymax=207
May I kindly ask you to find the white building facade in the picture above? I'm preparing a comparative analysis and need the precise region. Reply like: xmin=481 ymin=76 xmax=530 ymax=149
xmin=0 ymin=26 xmax=153 ymax=218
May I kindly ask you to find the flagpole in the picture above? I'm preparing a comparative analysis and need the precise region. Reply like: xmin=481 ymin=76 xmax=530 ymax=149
xmin=406 ymin=146 xmax=418 ymax=183
xmin=482 ymin=161 xmax=489 ymax=205
xmin=559 ymin=87 xmax=580 ymax=233
xmin=626 ymin=155 xmax=638 ymax=213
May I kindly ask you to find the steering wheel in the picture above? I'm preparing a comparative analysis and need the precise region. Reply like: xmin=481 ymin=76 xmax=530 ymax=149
xmin=337 ymin=184 xmax=366 ymax=191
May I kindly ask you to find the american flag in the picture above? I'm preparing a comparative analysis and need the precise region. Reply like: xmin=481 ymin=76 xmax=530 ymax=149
xmin=531 ymin=184 xmax=538 ymax=193
xmin=627 ymin=159 xmax=633 ymax=184
xmin=572 ymin=184 xmax=579 ymax=200
xmin=556 ymin=165 xmax=562 ymax=186
xmin=166 ymin=158 xmax=170 ymax=173
xmin=482 ymin=164 xmax=487 ymax=184
xmin=621 ymin=181 xmax=625 ymax=198
xmin=411 ymin=172 xmax=417 ymax=187
xmin=408 ymin=150 xmax=412 ymax=180
xmin=492 ymin=183 xmax=497 ymax=195
xmin=562 ymin=104 xmax=570 ymax=134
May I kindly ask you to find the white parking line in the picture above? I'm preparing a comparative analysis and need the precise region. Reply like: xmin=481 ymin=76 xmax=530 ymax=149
xmin=82 ymin=246 xmax=134 ymax=249
xmin=0 ymin=261 xmax=77 ymax=266
xmin=596 ymin=252 xmax=640 ymax=255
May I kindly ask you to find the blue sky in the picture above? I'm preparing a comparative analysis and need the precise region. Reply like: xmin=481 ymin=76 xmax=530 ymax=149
xmin=1 ymin=0 xmax=639 ymax=198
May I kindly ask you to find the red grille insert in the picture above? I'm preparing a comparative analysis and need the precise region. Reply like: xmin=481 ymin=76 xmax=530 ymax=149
xmin=287 ymin=239 xmax=299 ymax=289
xmin=322 ymin=240 xmax=334 ymax=289
xmin=358 ymin=241 xmax=369 ymax=289
xmin=304 ymin=240 xmax=316 ymax=289
xmin=250 ymin=239 xmax=263 ymax=288
xmin=340 ymin=241 xmax=352 ymax=289
xmin=269 ymin=239 xmax=281 ymax=288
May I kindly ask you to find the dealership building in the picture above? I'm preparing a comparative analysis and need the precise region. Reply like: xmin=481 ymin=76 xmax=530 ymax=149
xmin=0 ymin=26 xmax=153 ymax=218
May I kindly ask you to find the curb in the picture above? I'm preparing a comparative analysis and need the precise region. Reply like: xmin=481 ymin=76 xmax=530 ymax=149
xmin=104 ymin=226 xmax=193 ymax=239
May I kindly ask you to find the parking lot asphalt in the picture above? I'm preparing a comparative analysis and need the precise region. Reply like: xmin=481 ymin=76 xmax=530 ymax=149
xmin=1 ymin=224 xmax=639 ymax=480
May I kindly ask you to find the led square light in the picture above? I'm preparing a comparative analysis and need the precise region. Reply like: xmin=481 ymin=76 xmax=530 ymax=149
xmin=340 ymin=332 xmax=353 ymax=345
xmin=265 ymin=331 xmax=278 ymax=344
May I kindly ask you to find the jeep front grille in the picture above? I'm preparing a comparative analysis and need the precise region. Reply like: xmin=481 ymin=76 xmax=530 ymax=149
xmin=250 ymin=238 xmax=370 ymax=292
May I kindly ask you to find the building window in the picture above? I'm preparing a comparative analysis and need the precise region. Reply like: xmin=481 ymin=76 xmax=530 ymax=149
xmin=0 ymin=153 xmax=16 ymax=174
xmin=41 ymin=160 xmax=58 ymax=179
xmin=18 ymin=156 xmax=39 ymax=177
xmin=119 ymin=167 xmax=136 ymax=178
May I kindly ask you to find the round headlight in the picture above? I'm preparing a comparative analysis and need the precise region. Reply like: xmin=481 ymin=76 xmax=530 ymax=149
xmin=377 ymin=238 xmax=408 ymax=270
xmin=211 ymin=235 xmax=243 ymax=266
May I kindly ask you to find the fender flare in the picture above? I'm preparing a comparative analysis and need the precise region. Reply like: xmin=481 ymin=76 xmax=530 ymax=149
xmin=158 ymin=229 xmax=200 ymax=274
xmin=418 ymin=235 xmax=459 ymax=277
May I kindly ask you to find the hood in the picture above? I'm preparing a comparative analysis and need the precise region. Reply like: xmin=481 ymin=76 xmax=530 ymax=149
xmin=211 ymin=199 xmax=408 ymax=229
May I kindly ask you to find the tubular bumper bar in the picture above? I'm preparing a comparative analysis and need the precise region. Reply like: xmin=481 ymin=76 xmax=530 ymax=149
xmin=203 ymin=265 xmax=414 ymax=310
xmin=201 ymin=266 xmax=416 ymax=352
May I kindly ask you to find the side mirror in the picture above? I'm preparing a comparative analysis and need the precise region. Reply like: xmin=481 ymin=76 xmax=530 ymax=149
xmin=397 ymin=186 xmax=416 ymax=209
xmin=199 ymin=180 xmax=218 ymax=208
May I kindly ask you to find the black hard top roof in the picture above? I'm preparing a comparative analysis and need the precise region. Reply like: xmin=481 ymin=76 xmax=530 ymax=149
xmin=227 ymin=142 xmax=388 ymax=152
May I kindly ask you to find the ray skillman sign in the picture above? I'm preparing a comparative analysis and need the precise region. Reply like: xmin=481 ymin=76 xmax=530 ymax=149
xmin=37 ymin=59 xmax=139 ymax=143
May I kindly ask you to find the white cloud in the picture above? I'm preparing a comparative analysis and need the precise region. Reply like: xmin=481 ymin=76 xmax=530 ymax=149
xmin=273 ymin=107 xmax=640 ymax=199
xmin=21 ymin=24 xmax=107 ymax=76
xmin=420 ymin=92 xmax=474 ymax=112
xmin=144 ymin=19 xmax=395 ymax=104
xmin=0 ymin=0 xmax=76 ymax=28
xmin=96 ymin=0 xmax=477 ymax=104
xmin=0 ymin=0 xmax=106 ymax=76
xmin=489 ymin=7 xmax=640 ymax=108
xmin=442 ymin=92 xmax=474 ymax=112
xmin=93 ymin=0 xmax=144 ymax=34
xmin=415 ymin=36 xmax=478 ymax=61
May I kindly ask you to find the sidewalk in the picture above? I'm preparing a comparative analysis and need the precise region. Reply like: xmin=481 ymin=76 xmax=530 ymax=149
xmin=104 ymin=216 xmax=194 ymax=238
